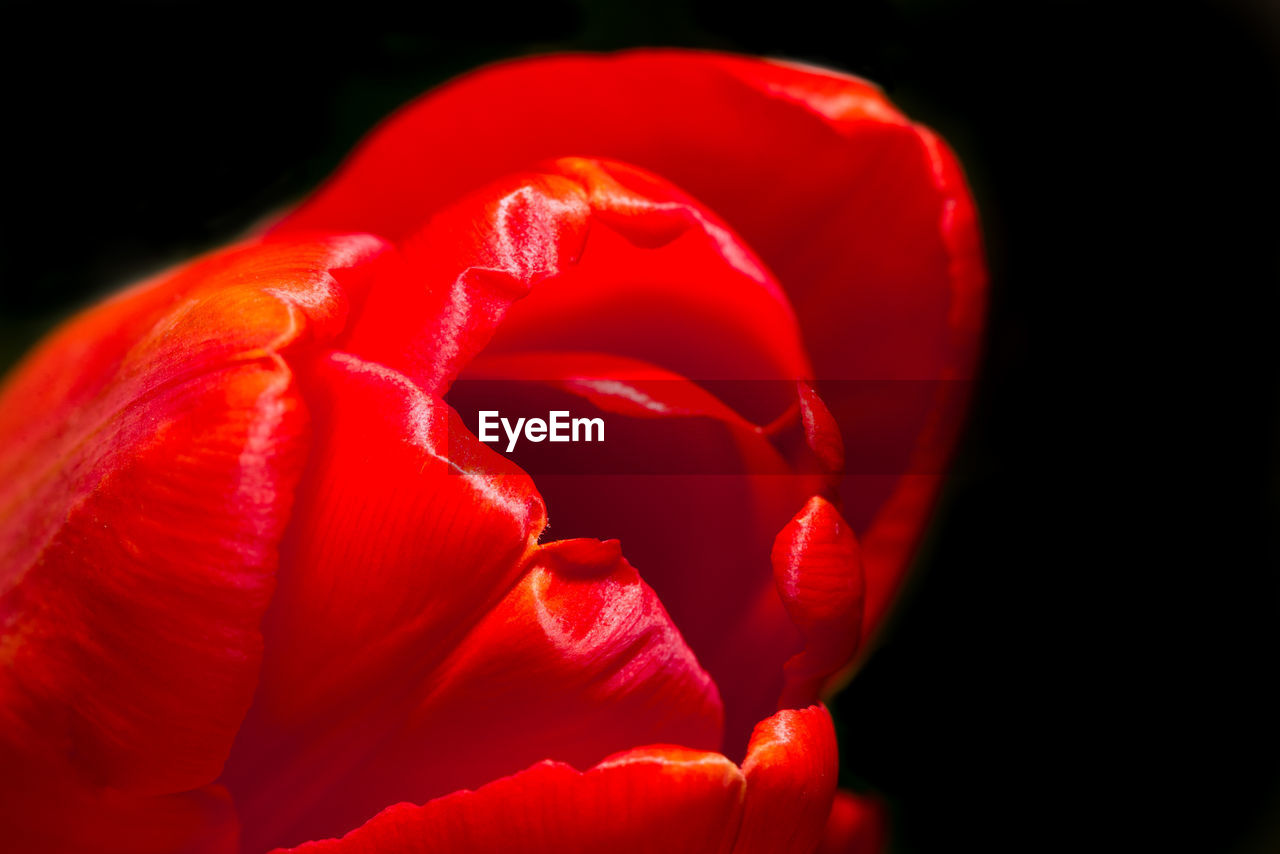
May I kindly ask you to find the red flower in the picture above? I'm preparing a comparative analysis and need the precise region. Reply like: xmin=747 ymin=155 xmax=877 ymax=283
xmin=0 ymin=51 xmax=983 ymax=853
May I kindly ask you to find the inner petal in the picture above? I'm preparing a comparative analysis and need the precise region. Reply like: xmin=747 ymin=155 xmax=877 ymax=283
xmin=326 ymin=157 xmax=826 ymax=750
xmin=452 ymin=350 xmax=833 ymax=754
xmin=272 ymin=52 xmax=986 ymax=649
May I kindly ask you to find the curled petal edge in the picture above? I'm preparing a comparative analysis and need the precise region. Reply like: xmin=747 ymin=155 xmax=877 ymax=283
xmin=271 ymin=705 xmax=837 ymax=854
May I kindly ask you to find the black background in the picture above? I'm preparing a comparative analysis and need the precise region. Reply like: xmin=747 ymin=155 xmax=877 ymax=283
xmin=3 ymin=2 xmax=1278 ymax=852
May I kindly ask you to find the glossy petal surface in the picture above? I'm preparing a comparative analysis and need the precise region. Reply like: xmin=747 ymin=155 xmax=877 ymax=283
xmin=221 ymin=351 xmax=544 ymax=850
xmin=230 ymin=524 xmax=722 ymax=850
xmin=340 ymin=156 xmax=809 ymax=400
xmin=0 ymin=49 xmax=986 ymax=854
xmin=273 ymin=49 xmax=984 ymax=644
xmin=315 ymin=157 xmax=821 ymax=752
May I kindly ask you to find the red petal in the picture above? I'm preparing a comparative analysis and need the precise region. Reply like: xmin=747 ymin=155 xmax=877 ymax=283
xmin=798 ymin=379 xmax=845 ymax=472
xmin=817 ymin=791 xmax=889 ymax=854
xmin=475 ymin=158 xmax=809 ymax=398
xmin=408 ymin=536 xmax=723 ymax=781
xmin=338 ymin=156 xmax=809 ymax=404
xmin=771 ymin=497 xmax=864 ymax=708
xmin=456 ymin=349 xmax=830 ymax=754
xmin=270 ymin=50 xmax=977 ymax=381
xmin=270 ymin=705 xmax=836 ymax=854
xmin=340 ymin=170 xmax=592 ymax=393
xmin=271 ymin=50 xmax=985 ymax=642
xmin=220 ymin=350 xmax=546 ymax=849
xmin=1 ymin=362 xmax=305 ymax=792
xmin=733 ymin=704 xmax=840 ymax=854
xmin=0 ymin=236 xmax=384 ymax=845
xmin=288 ymin=156 xmax=827 ymax=756
xmin=0 ymin=235 xmax=383 ymax=450
xmin=271 ymin=53 xmax=930 ymax=298
xmin=236 ymin=537 xmax=722 ymax=850
xmin=274 ymin=747 xmax=746 ymax=854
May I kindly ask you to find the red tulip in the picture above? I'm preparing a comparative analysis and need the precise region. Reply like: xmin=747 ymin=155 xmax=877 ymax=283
xmin=0 ymin=50 xmax=984 ymax=853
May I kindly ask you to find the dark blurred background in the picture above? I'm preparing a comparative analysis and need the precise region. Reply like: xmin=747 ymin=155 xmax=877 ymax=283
xmin=2 ymin=2 xmax=1277 ymax=852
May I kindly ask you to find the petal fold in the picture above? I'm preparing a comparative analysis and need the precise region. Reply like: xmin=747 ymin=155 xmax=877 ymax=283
xmin=338 ymin=155 xmax=809 ymax=406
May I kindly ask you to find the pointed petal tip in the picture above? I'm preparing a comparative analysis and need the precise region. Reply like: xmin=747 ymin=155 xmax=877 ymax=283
xmin=771 ymin=497 xmax=865 ymax=708
xmin=798 ymin=381 xmax=845 ymax=472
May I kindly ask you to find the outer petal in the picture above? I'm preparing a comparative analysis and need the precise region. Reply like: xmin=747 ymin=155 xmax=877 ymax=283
xmin=271 ymin=705 xmax=836 ymax=854
xmin=270 ymin=50 xmax=979 ymax=385
xmin=271 ymin=49 xmax=985 ymax=644
xmin=0 ymin=236 xmax=386 ymax=849
xmin=276 ymin=747 xmax=746 ymax=854
xmin=0 ymin=236 xmax=378 ymax=455
xmin=0 ymin=360 xmax=302 ymax=792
